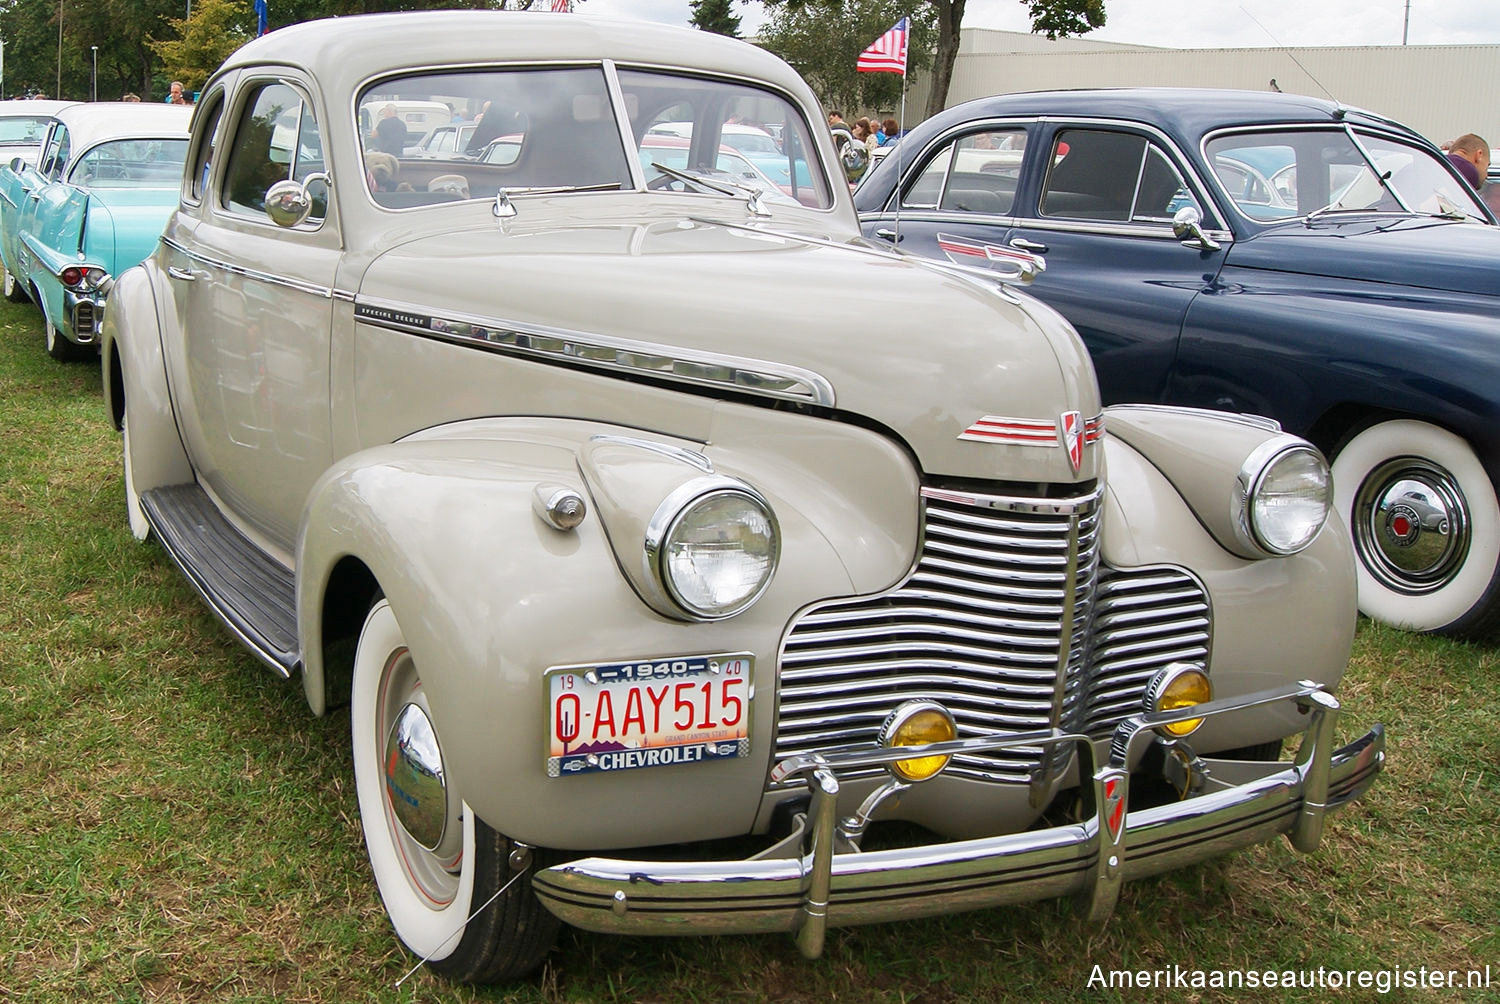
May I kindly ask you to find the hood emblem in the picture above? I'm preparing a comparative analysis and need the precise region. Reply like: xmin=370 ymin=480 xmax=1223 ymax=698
xmin=959 ymin=413 xmax=1104 ymax=472
xmin=1060 ymin=411 xmax=1083 ymax=473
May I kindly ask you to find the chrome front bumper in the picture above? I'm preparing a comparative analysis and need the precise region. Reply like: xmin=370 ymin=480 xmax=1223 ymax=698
xmin=532 ymin=682 xmax=1384 ymax=957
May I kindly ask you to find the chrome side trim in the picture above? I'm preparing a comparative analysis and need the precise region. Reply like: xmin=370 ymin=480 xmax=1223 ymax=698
xmin=353 ymin=294 xmax=837 ymax=407
xmin=534 ymin=684 xmax=1383 ymax=950
xmin=160 ymin=236 xmax=346 ymax=300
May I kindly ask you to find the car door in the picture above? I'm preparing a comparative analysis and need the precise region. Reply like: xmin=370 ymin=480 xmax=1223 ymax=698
xmin=2 ymin=121 xmax=67 ymax=283
xmin=1004 ymin=123 xmax=1230 ymax=404
xmin=860 ymin=121 xmax=1031 ymax=275
xmin=160 ymin=77 xmax=339 ymax=554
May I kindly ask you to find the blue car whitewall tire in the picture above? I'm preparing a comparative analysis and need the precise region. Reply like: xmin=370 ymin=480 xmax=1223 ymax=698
xmin=1333 ymin=419 xmax=1500 ymax=638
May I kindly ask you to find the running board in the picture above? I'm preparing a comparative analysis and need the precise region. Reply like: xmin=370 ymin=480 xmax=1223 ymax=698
xmin=140 ymin=483 xmax=299 ymax=677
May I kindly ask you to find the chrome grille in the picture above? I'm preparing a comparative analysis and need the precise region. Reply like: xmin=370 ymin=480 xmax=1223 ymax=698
xmin=776 ymin=487 xmax=1101 ymax=784
xmin=1078 ymin=567 xmax=1212 ymax=736
xmin=773 ymin=490 xmax=1212 ymax=788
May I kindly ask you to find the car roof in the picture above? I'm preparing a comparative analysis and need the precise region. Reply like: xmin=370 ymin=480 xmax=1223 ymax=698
xmin=52 ymin=102 xmax=194 ymax=145
xmin=0 ymin=99 xmax=77 ymax=118
xmin=218 ymin=11 xmax=813 ymax=105
xmin=933 ymin=87 xmax=1417 ymax=144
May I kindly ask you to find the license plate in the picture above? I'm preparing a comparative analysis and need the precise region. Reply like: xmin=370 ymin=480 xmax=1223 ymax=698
xmin=546 ymin=654 xmax=752 ymax=778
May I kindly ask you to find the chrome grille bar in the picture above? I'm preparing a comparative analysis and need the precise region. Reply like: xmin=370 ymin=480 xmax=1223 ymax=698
xmin=773 ymin=488 xmax=1211 ymax=790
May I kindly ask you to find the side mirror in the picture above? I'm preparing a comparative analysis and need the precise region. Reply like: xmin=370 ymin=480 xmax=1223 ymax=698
xmin=8 ymin=157 xmax=23 ymax=173
xmin=1172 ymin=205 xmax=1221 ymax=252
xmin=265 ymin=172 xmax=330 ymax=228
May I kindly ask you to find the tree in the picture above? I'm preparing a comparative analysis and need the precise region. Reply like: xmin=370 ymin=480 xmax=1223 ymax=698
xmin=149 ymin=0 xmax=257 ymax=94
xmin=690 ymin=0 xmax=740 ymax=38
xmin=761 ymin=0 xmax=1105 ymax=119
xmin=759 ymin=0 xmax=934 ymax=120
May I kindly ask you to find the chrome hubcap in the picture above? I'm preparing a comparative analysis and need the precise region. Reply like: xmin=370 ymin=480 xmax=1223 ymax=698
xmin=384 ymin=702 xmax=448 ymax=851
xmin=1352 ymin=457 xmax=1471 ymax=594
xmin=377 ymin=647 xmax=464 ymax=904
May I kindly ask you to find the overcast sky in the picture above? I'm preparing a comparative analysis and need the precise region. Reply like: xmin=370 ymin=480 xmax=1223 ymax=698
xmin=578 ymin=0 xmax=1500 ymax=49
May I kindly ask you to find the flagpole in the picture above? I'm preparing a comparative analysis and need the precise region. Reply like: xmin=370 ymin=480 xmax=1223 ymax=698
xmin=896 ymin=62 xmax=907 ymax=248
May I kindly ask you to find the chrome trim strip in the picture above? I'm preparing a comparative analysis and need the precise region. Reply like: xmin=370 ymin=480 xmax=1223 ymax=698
xmin=160 ymin=236 xmax=344 ymax=300
xmin=588 ymin=434 xmax=714 ymax=473
xmin=534 ymin=687 xmax=1382 ymax=947
xmin=353 ymin=294 xmax=837 ymax=407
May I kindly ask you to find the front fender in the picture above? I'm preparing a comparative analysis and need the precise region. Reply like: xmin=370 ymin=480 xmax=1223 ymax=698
xmin=1099 ymin=428 xmax=1357 ymax=751
xmin=296 ymin=413 xmax=920 ymax=849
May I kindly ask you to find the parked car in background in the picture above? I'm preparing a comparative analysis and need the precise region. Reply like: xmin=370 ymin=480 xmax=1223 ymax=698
xmin=0 ymin=99 xmax=76 ymax=168
xmin=103 ymin=18 xmax=1381 ymax=984
xmin=856 ymin=87 xmax=1500 ymax=639
xmin=648 ymin=120 xmax=815 ymax=192
xmin=407 ymin=119 xmax=478 ymax=159
xmin=0 ymin=102 xmax=191 ymax=360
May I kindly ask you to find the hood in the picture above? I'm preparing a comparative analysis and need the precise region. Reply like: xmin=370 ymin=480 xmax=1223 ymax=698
xmin=358 ymin=211 xmax=1102 ymax=486
xmin=1227 ymin=216 xmax=1500 ymax=296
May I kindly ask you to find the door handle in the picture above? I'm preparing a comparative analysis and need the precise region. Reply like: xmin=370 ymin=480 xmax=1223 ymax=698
xmin=874 ymin=228 xmax=903 ymax=243
xmin=1010 ymin=238 xmax=1048 ymax=253
xmin=167 ymin=266 xmax=196 ymax=282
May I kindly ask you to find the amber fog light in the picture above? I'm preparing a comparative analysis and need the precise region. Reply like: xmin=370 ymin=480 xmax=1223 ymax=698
xmin=1146 ymin=664 xmax=1212 ymax=738
xmin=879 ymin=701 xmax=957 ymax=782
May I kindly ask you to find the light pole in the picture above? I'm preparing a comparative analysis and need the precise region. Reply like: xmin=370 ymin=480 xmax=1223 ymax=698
xmin=56 ymin=0 xmax=62 ymax=98
xmin=90 ymin=45 xmax=97 ymax=101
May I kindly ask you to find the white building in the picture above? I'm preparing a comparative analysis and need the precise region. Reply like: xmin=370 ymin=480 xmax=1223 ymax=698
xmin=901 ymin=29 xmax=1499 ymax=151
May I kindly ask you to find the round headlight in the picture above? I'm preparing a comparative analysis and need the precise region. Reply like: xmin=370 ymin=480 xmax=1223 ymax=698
xmin=652 ymin=482 xmax=778 ymax=619
xmin=1244 ymin=444 xmax=1331 ymax=555
xmin=878 ymin=701 xmax=956 ymax=783
xmin=1146 ymin=664 xmax=1212 ymax=739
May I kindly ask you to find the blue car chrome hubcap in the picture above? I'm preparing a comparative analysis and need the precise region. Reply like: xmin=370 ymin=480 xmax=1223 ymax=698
xmin=1353 ymin=457 xmax=1471 ymax=594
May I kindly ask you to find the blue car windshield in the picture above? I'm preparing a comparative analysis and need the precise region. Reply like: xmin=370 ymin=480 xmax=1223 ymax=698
xmin=70 ymin=139 xmax=189 ymax=189
xmin=1206 ymin=128 xmax=1486 ymax=222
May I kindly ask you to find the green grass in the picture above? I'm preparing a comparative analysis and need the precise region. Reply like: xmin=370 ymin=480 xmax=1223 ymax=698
xmin=0 ymin=298 xmax=1496 ymax=1002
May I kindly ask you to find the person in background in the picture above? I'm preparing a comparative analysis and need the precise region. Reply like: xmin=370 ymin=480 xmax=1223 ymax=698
xmin=881 ymin=118 xmax=901 ymax=146
xmin=828 ymin=110 xmax=854 ymax=153
xmin=122 ymin=93 xmax=141 ymax=102
xmin=853 ymin=117 xmax=879 ymax=155
xmin=375 ymin=104 xmax=409 ymax=157
xmin=1445 ymin=133 xmax=1492 ymax=202
xmin=166 ymin=80 xmax=186 ymax=105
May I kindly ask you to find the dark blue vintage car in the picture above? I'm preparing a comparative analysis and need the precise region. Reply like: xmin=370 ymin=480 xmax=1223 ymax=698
xmin=855 ymin=87 xmax=1500 ymax=639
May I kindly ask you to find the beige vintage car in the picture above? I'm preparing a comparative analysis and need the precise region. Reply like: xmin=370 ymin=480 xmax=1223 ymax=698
xmin=100 ymin=11 xmax=1384 ymax=984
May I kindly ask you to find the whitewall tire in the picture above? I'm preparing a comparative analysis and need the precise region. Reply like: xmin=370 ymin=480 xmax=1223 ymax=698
xmin=121 ymin=408 xmax=152 ymax=542
xmin=351 ymin=598 xmax=559 ymax=983
xmin=2 ymin=264 xmax=28 ymax=303
xmin=1332 ymin=420 xmax=1500 ymax=638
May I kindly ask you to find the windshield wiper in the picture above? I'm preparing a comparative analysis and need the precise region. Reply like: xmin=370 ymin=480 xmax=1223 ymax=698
xmin=649 ymin=162 xmax=770 ymax=217
xmin=492 ymin=182 xmax=622 ymax=218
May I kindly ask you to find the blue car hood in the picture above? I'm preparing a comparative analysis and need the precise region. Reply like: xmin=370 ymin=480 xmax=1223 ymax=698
xmin=1225 ymin=216 xmax=1500 ymax=297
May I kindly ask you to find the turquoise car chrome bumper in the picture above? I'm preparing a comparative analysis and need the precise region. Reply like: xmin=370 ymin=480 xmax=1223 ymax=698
xmin=532 ymin=682 xmax=1383 ymax=957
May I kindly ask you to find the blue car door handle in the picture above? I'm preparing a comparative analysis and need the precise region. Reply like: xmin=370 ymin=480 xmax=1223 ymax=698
xmin=1010 ymin=238 xmax=1048 ymax=254
xmin=874 ymin=228 xmax=903 ymax=243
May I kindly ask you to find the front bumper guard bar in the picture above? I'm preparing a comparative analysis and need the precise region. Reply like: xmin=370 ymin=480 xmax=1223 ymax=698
xmin=532 ymin=682 xmax=1384 ymax=957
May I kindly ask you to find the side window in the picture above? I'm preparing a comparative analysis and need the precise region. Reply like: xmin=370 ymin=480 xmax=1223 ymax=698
xmin=937 ymin=129 xmax=1026 ymax=215
xmin=1042 ymin=129 xmax=1147 ymax=221
xmin=187 ymin=92 xmax=225 ymax=204
xmin=1132 ymin=146 xmax=1195 ymax=222
xmin=900 ymin=145 xmax=954 ymax=209
xmin=222 ymin=82 xmax=326 ymax=222
xmin=40 ymin=125 xmax=70 ymax=179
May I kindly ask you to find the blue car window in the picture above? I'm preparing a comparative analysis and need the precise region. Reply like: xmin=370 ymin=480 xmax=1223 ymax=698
xmin=936 ymin=129 xmax=1026 ymax=215
xmin=1041 ymin=129 xmax=1145 ymax=221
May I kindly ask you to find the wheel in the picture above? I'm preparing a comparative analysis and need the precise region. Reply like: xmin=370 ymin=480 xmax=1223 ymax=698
xmin=1332 ymin=419 xmax=1500 ymax=638
xmin=44 ymin=311 xmax=86 ymax=362
xmin=121 ymin=403 xmax=152 ymax=542
xmin=3 ymin=264 xmax=29 ymax=303
xmin=351 ymin=598 xmax=559 ymax=983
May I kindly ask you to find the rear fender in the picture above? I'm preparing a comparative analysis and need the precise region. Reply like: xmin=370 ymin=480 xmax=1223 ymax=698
xmin=101 ymin=262 xmax=191 ymax=489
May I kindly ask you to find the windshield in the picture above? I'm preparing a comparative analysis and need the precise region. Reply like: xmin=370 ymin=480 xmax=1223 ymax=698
xmin=1206 ymin=128 xmax=1486 ymax=222
xmin=357 ymin=66 xmax=831 ymax=210
xmin=0 ymin=115 xmax=50 ymax=145
xmin=69 ymin=139 xmax=189 ymax=188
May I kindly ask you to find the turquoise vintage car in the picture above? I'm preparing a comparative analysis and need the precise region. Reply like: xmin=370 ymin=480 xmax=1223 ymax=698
xmin=0 ymin=102 xmax=190 ymax=360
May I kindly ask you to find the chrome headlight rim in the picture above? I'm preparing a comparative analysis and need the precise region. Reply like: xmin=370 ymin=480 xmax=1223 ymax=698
xmin=643 ymin=475 xmax=780 ymax=621
xmin=1235 ymin=436 xmax=1332 ymax=557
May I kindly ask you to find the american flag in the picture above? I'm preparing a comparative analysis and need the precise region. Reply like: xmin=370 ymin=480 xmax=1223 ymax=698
xmin=857 ymin=18 xmax=909 ymax=74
